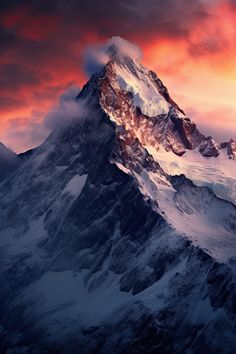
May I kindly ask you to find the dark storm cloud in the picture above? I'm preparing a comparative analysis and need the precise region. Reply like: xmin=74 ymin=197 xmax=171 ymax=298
xmin=0 ymin=26 xmax=16 ymax=51
xmin=0 ymin=96 xmax=25 ymax=110
xmin=227 ymin=0 xmax=236 ymax=10
xmin=67 ymin=0 xmax=206 ymax=38
xmin=0 ymin=25 xmax=78 ymax=66
xmin=0 ymin=0 xmax=20 ymax=11
xmin=0 ymin=0 xmax=210 ymax=89
xmin=0 ymin=0 xmax=212 ymax=71
xmin=0 ymin=0 xmax=209 ymax=42
xmin=0 ymin=63 xmax=50 ymax=89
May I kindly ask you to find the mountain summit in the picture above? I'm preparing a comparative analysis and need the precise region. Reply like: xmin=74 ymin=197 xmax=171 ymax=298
xmin=82 ymin=39 xmax=236 ymax=203
xmin=95 ymin=46 xmax=217 ymax=156
xmin=0 ymin=39 xmax=236 ymax=354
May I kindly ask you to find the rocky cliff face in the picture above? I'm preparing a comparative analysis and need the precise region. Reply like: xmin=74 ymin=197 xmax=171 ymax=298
xmin=221 ymin=138 xmax=236 ymax=159
xmin=96 ymin=52 xmax=220 ymax=159
xmin=0 ymin=44 xmax=236 ymax=354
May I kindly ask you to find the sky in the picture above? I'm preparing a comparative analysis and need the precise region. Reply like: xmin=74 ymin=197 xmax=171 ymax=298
xmin=0 ymin=0 xmax=236 ymax=153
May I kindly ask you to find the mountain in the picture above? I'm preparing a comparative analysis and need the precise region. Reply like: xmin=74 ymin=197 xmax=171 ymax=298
xmin=0 ymin=142 xmax=20 ymax=181
xmin=0 ymin=42 xmax=236 ymax=354
xmin=221 ymin=138 xmax=236 ymax=160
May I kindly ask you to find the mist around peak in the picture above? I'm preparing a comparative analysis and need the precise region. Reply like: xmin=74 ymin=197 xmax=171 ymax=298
xmin=84 ymin=36 xmax=142 ymax=76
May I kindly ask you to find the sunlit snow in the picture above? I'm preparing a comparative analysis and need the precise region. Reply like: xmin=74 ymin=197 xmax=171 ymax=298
xmin=115 ymin=61 xmax=170 ymax=117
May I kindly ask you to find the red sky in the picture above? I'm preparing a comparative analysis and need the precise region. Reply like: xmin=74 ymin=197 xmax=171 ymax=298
xmin=0 ymin=0 xmax=236 ymax=152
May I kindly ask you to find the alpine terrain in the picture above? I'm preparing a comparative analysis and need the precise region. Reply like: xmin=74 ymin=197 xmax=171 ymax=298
xmin=0 ymin=38 xmax=236 ymax=354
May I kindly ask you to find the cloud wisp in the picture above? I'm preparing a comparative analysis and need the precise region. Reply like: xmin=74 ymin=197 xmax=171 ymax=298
xmin=44 ymin=86 xmax=81 ymax=130
xmin=1 ymin=86 xmax=82 ymax=153
xmin=84 ymin=36 xmax=142 ymax=76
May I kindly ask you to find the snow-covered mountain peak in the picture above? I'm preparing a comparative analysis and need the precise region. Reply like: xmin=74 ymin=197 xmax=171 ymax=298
xmin=95 ymin=55 xmax=213 ymax=157
xmin=103 ymin=49 xmax=184 ymax=118
xmin=80 ymin=50 xmax=236 ymax=204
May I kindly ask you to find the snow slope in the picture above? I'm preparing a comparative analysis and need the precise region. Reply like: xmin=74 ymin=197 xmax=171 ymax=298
xmin=133 ymin=169 xmax=236 ymax=262
xmin=146 ymin=146 xmax=236 ymax=205
xmin=115 ymin=60 xmax=170 ymax=116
